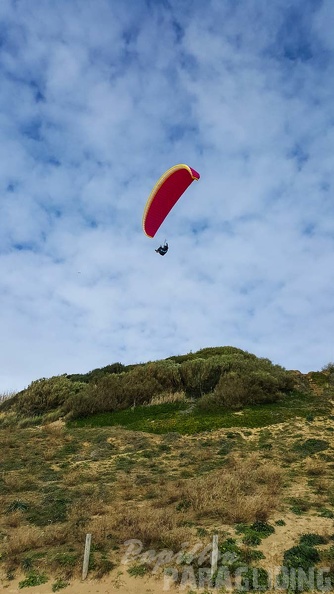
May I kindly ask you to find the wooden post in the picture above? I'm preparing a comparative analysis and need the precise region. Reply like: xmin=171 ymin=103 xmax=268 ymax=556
xmin=211 ymin=534 xmax=218 ymax=578
xmin=82 ymin=533 xmax=92 ymax=580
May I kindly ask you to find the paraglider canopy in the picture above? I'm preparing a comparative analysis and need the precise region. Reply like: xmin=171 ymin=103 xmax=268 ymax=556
xmin=142 ymin=164 xmax=200 ymax=238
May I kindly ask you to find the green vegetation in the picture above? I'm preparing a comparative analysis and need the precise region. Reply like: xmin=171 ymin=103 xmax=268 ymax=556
xmin=1 ymin=347 xmax=304 ymax=426
xmin=69 ymin=391 xmax=320 ymax=434
xmin=299 ymin=533 xmax=327 ymax=546
xmin=235 ymin=522 xmax=275 ymax=546
xmin=283 ymin=544 xmax=320 ymax=571
xmin=319 ymin=508 xmax=334 ymax=518
xmin=52 ymin=578 xmax=70 ymax=592
xmin=0 ymin=347 xmax=333 ymax=588
xmin=240 ymin=567 xmax=270 ymax=591
xmin=288 ymin=497 xmax=312 ymax=516
xmin=18 ymin=571 xmax=48 ymax=588
xmin=293 ymin=438 xmax=330 ymax=456
xmin=127 ymin=563 xmax=149 ymax=577
xmin=2 ymin=346 xmax=331 ymax=436
xmin=277 ymin=532 xmax=332 ymax=592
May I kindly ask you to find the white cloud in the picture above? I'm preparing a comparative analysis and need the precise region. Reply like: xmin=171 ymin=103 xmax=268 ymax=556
xmin=0 ymin=0 xmax=334 ymax=392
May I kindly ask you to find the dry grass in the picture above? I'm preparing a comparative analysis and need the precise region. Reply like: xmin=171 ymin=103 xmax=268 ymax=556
xmin=149 ymin=391 xmax=187 ymax=405
xmin=304 ymin=458 xmax=324 ymax=476
xmin=173 ymin=453 xmax=282 ymax=523
xmin=41 ymin=524 xmax=70 ymax=546
xmin=1 ymin=471 xmax=36 ymax=491
xmin=0 ymin=384 xmax=334 ymax=584
xmin=83 ymin=451 xmax=284 ymax=557
xmin=2 ymin=511 xmax=24 ymax=528
xmin=4 ymin=525 xmax=42 ymax=556
xmin=66 ymin=496 xmax=107 ymax=528
xmin=107 ymin=504 xmax=189 ymax=551
xmin=62 ymin=467 xmax=103 ymax=487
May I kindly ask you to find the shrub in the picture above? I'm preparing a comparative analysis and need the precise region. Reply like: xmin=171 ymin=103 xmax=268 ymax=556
xmin=145 ymin=361 xmax=182 ymax=393
xmin=16 ymin=376 xmax=87 ymax=416
xmin=195 ymin=392 xmax=223 ymax=412
xmin=212 ymin=370 xmax=282 ymax=409
xmin=0 ymin=391 xmax=18 ymax=411
xmin=237 ymin=521 xmax=274 ymax=546
xmin=321 ymin=362 xmax=334 ymax=389
xmin=299 ymin=533 xmax=327 ymax=546
xmin=18 ymin=572 xmax=48 ymax=588
xmin=68 ymin=362 xmax=127 ymax=383
xmin=322 ymin=362 xmax=334 ymax=374
xmin=120 ymin=367 xmax=164 ymax=406
xmin=12 ymin=347 xmax=297 ymax=420
xmin=283 ymin=544 xmax=320 ymax=571
xmin=293 ymin=439 xmax=329 ymax=457
xmin=179 ymin=358 xmax=222 ymax=398
xmin=239 ymin=567 xmax=270 ymax=591
xmin=52 ymin=578 xmax=70 ymax=592
xmin=250 ymin=521 xmax=275 ymax=537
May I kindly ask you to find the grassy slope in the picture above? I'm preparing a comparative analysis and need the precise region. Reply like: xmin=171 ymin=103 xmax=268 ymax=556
xmin=68 ymin=390 xmax=325 ymax=433
xmin=0 ymin=358 xmax=334 ymax=591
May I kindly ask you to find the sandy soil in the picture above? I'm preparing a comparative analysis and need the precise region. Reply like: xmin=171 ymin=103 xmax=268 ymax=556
xmin=3 ymin=511 xmax=334 ymax=594
xmin=2 ymin=571 xmax=180 ymax=594
xmin=258 ymin=513 xmax=334 ymax=569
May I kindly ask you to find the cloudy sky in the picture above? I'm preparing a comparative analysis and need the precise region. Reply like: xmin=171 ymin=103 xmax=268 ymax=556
xmin=1 ymin=0 xmax=334 ymax=392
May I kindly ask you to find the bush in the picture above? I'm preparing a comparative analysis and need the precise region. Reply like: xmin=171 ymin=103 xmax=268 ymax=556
xmin=282 ymin=544 xmax=320 ymax=571
xmin=19 ymin=572 xmax=48 ymax=588
xmin=299 ymin=533 xmax=327 ymax=546
xmin=212 ymin=370 xmax=283 ymax=409
xmin=67 ymin=366 xmax=166 ymax=419
xmin=121 ymin=367 xmax=164 ymax=405
xmin=16 ymin=376 xmax=87 ymax=416
xmin=52 ymin=579 xmax=70 ymax=592
xmin=0 ymin=391 xmax=18 ymax=411
xmin=240 ymin=567 xmax=270 ymax=591
xmin=68 ymin=362 xmax=127 ymax=383
xmin=293 ymin=439 xmax=329 ymax=457
xmin=12 ymin=347 xmax=296 ymax=420
xmin=145 ymin=361 xmax=182 ymax=393
xmin=179 ymin=357 xmax=222 ymax=398
xmin=194 ymin=392 xmax=222 ymax=412
xmin=237 ymin=521 xmax=275 ymax=546
xmin=64 ymin=378 xmax=121 ymax=419
xmin=321 ymin=362 xmax=334 ymax=387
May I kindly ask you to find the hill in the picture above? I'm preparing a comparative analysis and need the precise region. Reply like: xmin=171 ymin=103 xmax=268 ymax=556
xmin=0 ymin=347 xmax=333 ymax=593
xmin=0 ymin=346 xmax=312 ymax=427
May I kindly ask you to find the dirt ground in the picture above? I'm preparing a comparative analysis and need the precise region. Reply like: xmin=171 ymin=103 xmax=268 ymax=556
xmin=3 ymin=511 xmax=334 ymax=594
xmin=2 ymin=571 xmax=179 ymax=594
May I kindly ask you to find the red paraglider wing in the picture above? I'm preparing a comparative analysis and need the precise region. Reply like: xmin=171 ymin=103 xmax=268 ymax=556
xmin=142 ymin=164 xmax=200 ymax=238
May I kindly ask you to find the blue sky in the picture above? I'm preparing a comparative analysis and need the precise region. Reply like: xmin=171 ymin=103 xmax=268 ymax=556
xmin=1 ymin=0 xmax=334 ymax=392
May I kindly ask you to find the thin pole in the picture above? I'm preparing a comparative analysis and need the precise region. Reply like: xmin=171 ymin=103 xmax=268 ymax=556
xmin=82 ymin=533 xmax=92 ymax=580
xmin=211 ymin=534 xmax=218 ymax=578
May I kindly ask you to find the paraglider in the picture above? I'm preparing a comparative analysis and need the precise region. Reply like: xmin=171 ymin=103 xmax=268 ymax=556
xmin=142 ymin=164 xmax=200 ymax=254
xmin=155 ymin=241 xmax=169 ymax=256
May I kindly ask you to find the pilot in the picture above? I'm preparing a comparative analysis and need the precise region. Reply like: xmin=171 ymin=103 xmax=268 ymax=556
xmin=155 ymin=242 xmax=169 ymax=256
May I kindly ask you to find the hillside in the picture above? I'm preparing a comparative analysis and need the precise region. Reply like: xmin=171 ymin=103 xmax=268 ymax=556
xmin=0 ymin=346 xmax=316 ymax=427
xmin=0 ymin=347 xmax=334 ymax=593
